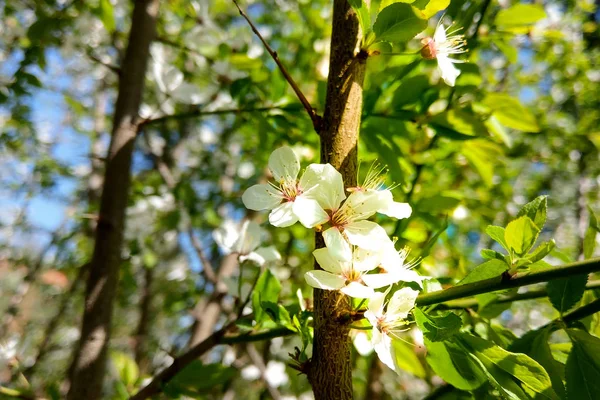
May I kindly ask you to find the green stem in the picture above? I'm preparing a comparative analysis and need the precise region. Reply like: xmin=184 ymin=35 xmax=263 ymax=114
xmin=562 ymin=297 xmax=600 ymax=324
xmin=379 ymin=52 xmax=419 ymax=56
xmin=222 ymin=327 xmax=295 ymax=344
xmin=416 ymin=258 xmax=600 ymax=307
xmin=440 ymin=280 xmax=600 ymax=310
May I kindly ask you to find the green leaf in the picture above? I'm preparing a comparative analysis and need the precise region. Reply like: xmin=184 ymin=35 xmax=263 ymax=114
xmin=466 ymin=351 xmax=529 ymax=400
xmin=547 ymin=274 xmax=588 ymax=314
xmin=252 ymin=270 xmax=281 ymax=323
xmin=391 ymin=75 xmax=430 ymax=108
xmin=461 ymin=140 xmax=504 ymax=187
xmin=485 ymin=114 xmax=513 ymax=148
xmin=516 ymin=196 xmax=548 ymax=230
xmin=459 ymin=333 xmax=559 ymax=399
xmin=414 ymin=308 xmax=462 ymax=342
xmin=504 ymin=216 xmax=540 ymax=256
xmin=486 ymin=225 xmax=509 ymax=251
xmin=494 ymin=4 xmax=547 ymax=29
xmin=393 ymin=339 xmax=426 ymax=378
xmin=458 ymin=259 xmax=509 ymax=286
xmin=525 ymin=240 xmax=555 ymax=264
xmin=98 ymin=0 xmax=116 ymax=33
xmin=349 ymin=0 xmax=372 ymax=37
xmin=480 ymin=249 xmax=508 ymax=263
xmin=111 ymin=351 xmax=139 ymax=388
xmin=261 ymin=301 xmax=296 ymax=330
xmin=583 ymin=207 xmax=599 ymax=259
xmin=424 ymin=339 xmax=487 ymax=390
xmin=483 ymin=93 xmax=540 ymax=133
xmin=565 ymin=329 xmax=600 ymax=400
xmin=373 ymin=3 xmax=427 ymax=43
xmin=430 ymin=110 xmax=488 ymax=139
xmin=417 ymin=192 xmax=463 ymax=213
xmin=411 ymin=0 xmax=451 ymax=19
xmin=508 ymin=328 xmax=566 ymax=398
xmin=164 ymin=361 xmax=237 ymax=396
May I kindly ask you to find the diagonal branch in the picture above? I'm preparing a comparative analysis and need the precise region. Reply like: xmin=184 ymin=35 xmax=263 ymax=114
xmin=231 ymin=0 xmax=322 ymax=131
xmin=139 ymin=105 xmax=303 ymax=127
xmin=417 ymin=257 xmax=600 ymax=307
xmin=129 ymin=321 xmax=294 ymax=400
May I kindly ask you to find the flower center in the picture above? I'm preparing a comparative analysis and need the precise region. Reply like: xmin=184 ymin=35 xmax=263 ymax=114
xmin=276 ymin=179 xmax=302 ymax=202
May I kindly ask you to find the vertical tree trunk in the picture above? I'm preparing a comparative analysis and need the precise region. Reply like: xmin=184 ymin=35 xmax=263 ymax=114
xmin=67 ymin=1 xmax=159 ymax=398
xmin=309 ymin=1 xmax=367 ymax=398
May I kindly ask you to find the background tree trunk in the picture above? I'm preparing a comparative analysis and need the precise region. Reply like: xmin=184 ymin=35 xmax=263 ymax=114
xmin=308 ymin=1 xmax=367 ymax=398
xmin=67 ymin=1 xmax=159 ymax=398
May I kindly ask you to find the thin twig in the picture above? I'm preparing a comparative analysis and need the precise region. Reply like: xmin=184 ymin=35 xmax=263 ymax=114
xmin=231 ymin=0 xmax=322 ymax=131
xmin=86 ymin=51 xmax=121 ymax=75
xmin=128 ymin=321 xmax=294 ymax=400
xmin=139 ymin=105 xmax=303 ymax=127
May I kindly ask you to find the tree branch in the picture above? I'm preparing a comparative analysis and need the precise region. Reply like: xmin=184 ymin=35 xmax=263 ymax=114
xmin=128 ymin=322 xmax=294 ymax=400
xmin=231 ymin=0 xmax=322 ymax=131
xmin=439 ymin=280 xmax=600 ymax=310
xmin=139 ymin=105 xmax=304 ymax=127
xmin=417 ymin=257 xmax=600 ymax=307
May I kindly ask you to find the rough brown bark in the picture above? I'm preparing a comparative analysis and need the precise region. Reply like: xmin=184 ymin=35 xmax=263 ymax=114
xmin=67 ymin=1 xmax=159 ymax=398
xmin=308 ymin=1 xmax=367 ymax=399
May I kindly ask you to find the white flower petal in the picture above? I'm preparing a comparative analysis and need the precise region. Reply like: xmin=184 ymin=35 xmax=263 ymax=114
xmin=341 ymin=282 xmax=374 ymax=298
xmin=378 ymin=201 xmax=412 ymax=220
xmin=373 ymin=333 xmax=396 ymax=372
xmin=364 ymin=310 xmax=379 ymax=330
xmin=213 ymin=220 xmax=239 ymax=253
xmin=269 ymin=202 xmax=298 ymax=227
xmin=313 ymin=248 xmax=344 ymax=274
xmin=353 ymin=247 xmax=383 ymax=272
xmin=236 ymin=220 xmax=261 ymax=254
xmin=345 ymin=221 xmax=391 ymax=251
xmin=248 ymin=246 xmax=281 ymax=265
xmin=438 ymin=55 xmax=461 ymax=87
xmin=323 ymin=227 xmax=352 ymax=262
xmin=268 ymin=146 xmax=300 ymax=182
xmin=345 ymin=191 xmax=385 ymax=220
xmin=304 ymin=270 xmax=345 ymax=290
xmin=293 ymin=196 xmax=329 ymax=228
xmin=433 ymin=23 xmax=447 ymax=43
xmin=242 ymin=184 xmax=282 ymax=211
xmin=300 ymin=164 xmax=345 ymax=210
xmin=387 ymin=287 xmax=419 ymax=321
xmin=367 ymin=290 xmax=388 ymax=317
xmin=362 ymin=273 xmax=396 ymax=289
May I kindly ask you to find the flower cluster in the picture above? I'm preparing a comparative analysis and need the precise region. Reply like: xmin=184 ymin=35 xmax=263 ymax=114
xmin=242 ymin=147 xmax=429 ymax=372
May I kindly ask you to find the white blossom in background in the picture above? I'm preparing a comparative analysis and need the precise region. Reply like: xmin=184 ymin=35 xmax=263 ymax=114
xmin=353 ymin=331 xmax=374 ymax=356
xmin=151 ymin=43 xmax=216 ymax=105
xmin=305 ymin=245 xmax=384 ymax=298
xmin=365 ymin=287 xmax=419 ymax=372
xmin=213 ymin=220 xmax=281 ymax=266
xmin=265 ymin=361 xmax=289 ymax=387
xmin=242 ymin=147 xmax=344 ymax=228
xmin=421 ymin=21 xmax=468 ymax=86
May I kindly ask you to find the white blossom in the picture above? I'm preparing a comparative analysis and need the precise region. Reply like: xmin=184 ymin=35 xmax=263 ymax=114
xmin=213 ymin=220 xmax=281 ymax=266
xmin=305 ymin=245 xmax=385 ymax=298
xmin=364 ymin=287 xmax=418 ymax=372
xmin=242 ymin=147 xmax=344 ymax=228
xmin=421 ymin=22 xmax=468 ymax=86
